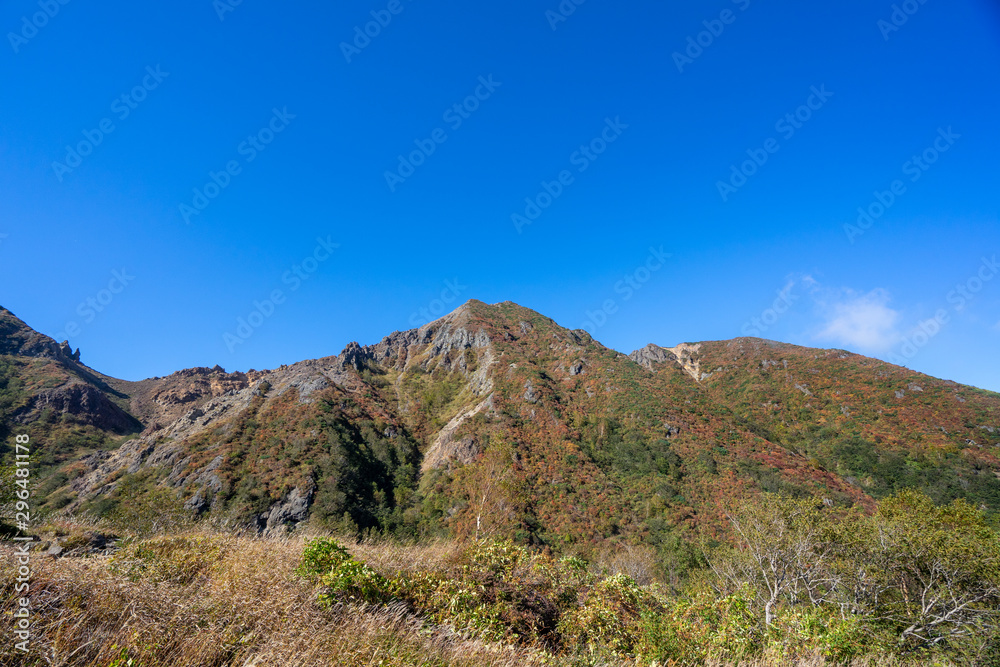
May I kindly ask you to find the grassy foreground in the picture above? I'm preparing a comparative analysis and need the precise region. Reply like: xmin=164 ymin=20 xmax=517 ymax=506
xmin=3 ymin=494 xmax=998 ymax=666
xmin=2 ymin=527 xmax=536 ymax=667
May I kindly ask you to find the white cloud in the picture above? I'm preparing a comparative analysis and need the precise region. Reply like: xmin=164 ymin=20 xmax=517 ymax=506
xmin=815 ymin=288 xmax=901 ymax=351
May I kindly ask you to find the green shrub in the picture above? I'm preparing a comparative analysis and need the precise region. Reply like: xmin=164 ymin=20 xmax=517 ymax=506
xmin=532 ymin=554 xmax=596 ymax=609
xmin=764 ymin=607 xmax=872 ymax=663
xmin=636 ymin=589 xmax=759 ymax=663
xmin=464 ymin=539 xmax=528 ymax=579
xmin=295 ymin=537 xmax=350 ymax=579
xmin=397 ymin=540 xmax=562 ymax=644
xmin=559 ymin=573 xmax=660 ymax=655
xmin=318 ymin=558 xmax=392 ymax=605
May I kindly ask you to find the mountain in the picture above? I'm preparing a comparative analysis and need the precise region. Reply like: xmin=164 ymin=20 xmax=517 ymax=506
xmin=0 ymin=307 xmax=140 ymax=470
xmin=634 ymin=339 xmax=1000 ymax=509
xmin=2 ymin=301 xmax=998 ymax=551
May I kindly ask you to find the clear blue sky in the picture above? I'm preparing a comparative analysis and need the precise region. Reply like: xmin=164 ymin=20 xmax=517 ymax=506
xmin=1 ymin=0 xmax=998 ymax=391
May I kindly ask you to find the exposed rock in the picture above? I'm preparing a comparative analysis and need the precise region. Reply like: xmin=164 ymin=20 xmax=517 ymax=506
xmin=339 ymin=341 xmax=368 ymax=370
xmin=629 ymin=344 xmax=678 ymax=371
xmin=523 ymin=380 xmax=539 ymax=403
xmin=69 ymin=436 xmax=159 ymax=503
xmin=142 ymin=421 xmax=165 ymax=436
xmin=12 ymin=383 xmax=138 ymax=433
xmin=667 ymin=343 xmax=703 ymax=381
xmin=895 ymin=390 xmax=905 ymax=399
xmin=294 ymin=375 xmax=329 ymax=401
xmin=0 ymin=308 xmax=82 ymax=363
xmin=261 ymin=486 xmax=314 ymax=536
xmin=184 ymin=491 xmax=208 ymax=513
xmin=121 ymin=365 xmax=252 ymax=426
xmin=42 ymin=531 xmax=116 ymax=558
xmin=569 ymin=361 xmax=584 ymax=376
xmin=58 ymin=340 xmax=81 ymax=362
xmin=422 ymin=394 xmax=494 ymax=472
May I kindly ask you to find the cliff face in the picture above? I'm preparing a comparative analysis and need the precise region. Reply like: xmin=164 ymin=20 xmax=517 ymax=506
xmin=0 ymin=306 xmax=80 ymax=362
xmin=11 ymin=383 xmax=137 ymax=433
xmin=3 ymin=301 xmax=999 ymax=546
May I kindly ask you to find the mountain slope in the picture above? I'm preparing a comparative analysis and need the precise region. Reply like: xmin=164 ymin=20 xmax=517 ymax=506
xmin=0 ymin=307 xmax=140 ymax=474
xmin=632 ymin=339 xmax=1000 ymax=510
xmin=4 ymin=301 xmax=999 ymax=553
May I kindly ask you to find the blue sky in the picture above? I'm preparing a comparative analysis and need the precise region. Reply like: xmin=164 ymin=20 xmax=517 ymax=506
xmin=1 ymin=0 xmax=998 ymax=391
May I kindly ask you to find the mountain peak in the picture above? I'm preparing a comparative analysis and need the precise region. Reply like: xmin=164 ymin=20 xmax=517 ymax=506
xmin=2 ymin=301 xmax=1000 ymax=553
xmin=0 ymin=306 xmax=80 ymax=363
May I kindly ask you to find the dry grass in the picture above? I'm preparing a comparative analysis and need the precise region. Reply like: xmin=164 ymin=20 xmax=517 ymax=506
xmin=345 ymin=534 xmax=465 ymax=579
xmin=0 ymin=527 xmax=958 ymax=667
xmin=0 ymin=530 xmax=540 ymax=667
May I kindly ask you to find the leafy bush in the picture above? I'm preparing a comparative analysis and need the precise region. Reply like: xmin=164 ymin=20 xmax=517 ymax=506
xmin=637 ymin=589 xmax=759 ymax=663
xmin=465 ymin=539 xmax=528 ymax=579
xmin=559 ymin=573 xmax=661 ymax=655
xmin=318 ymin=558 xmax=392 ymax=606
xmin=296 ymin=537 xmax=350 ymax=579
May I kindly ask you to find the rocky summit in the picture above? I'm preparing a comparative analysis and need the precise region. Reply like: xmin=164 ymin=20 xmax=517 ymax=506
xmin=1 ymin=300 xmax=998 ymax=544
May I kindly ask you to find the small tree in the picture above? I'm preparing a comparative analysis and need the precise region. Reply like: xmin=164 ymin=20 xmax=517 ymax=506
xmin=454 ymin=436 xmax=523 ymax=541
xmin=715 ymin=495 xmax=841 ymax=626
xmin=840 ymin=491 xmax=1000 ymax=649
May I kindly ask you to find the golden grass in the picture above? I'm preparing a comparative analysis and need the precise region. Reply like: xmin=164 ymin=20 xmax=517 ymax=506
xmin=0 ymin=530 xmax=540 ymax=667
xmin=0 ymin=526 xmax=956 ymax=667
